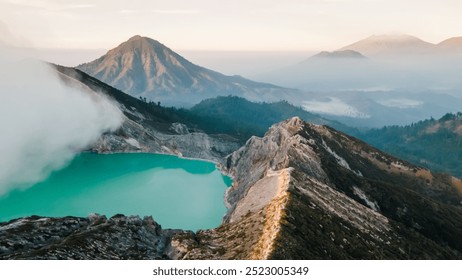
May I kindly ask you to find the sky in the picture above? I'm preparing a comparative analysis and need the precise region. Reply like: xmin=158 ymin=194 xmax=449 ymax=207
xmin=1 ymin=0 xmax=462 ymax=52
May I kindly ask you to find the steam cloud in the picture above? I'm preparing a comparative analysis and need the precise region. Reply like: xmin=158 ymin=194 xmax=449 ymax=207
xmin=0 ymin=44 xmax=123 ymax=195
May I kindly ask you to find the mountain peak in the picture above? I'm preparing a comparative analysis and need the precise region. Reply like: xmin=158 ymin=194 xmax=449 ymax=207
xmin=76 ymin=35 xmax=189 ymax=99
xmin=116 ymin=35 xmax=165 ymax=51
xmin=366 ymin=34 xmax=423 ymax=42
xmin=124 ymin=35 xmax=160 ymax=46
xmin=439 ymin=36 xmax=462 ymax=44
xmin=127 ymin=35 xmax=143 ymax=41
xmin=339 ymin=34 xmax=435 ymax=56
xmin=76 ymin=36 xmax=292 ymax=107
xmin=438 ymin=37 xmax=462 ymax=52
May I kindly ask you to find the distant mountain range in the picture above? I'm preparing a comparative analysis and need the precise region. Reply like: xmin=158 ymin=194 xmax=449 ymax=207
xmin=338 ymin=34 xmax=438 ymax=57
xmin=75 ymin=33 xmax=462 ymax=128
xmin=256 ymin=34 xmax=462 ymax=127
xmin=263 ymin=34 xmax=462 ymax=88
xmin=334 ymin=34 xmax=462 ymax=57
xmin=76 ymin=35 xmax=297 ymax=107
xmin=306 ymin=34 xmax=462 ymax=61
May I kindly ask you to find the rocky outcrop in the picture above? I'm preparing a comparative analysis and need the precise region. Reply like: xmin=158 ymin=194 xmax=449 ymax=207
xmin=0 ymin=214 xmax=188 ymax=259
xmin=224 ymin=117 xmax=327 ymax=221
xmin=91 ymin=116 xmax=239 ymax=163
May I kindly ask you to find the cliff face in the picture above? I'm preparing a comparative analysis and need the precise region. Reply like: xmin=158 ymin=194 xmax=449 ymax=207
xmin=264 ymin=118 xmax=462 ymax=259
xmin=91 ymin=117 xmax=238 ymax=163
xmin=224 ymin=117 xmax=326 ymax=221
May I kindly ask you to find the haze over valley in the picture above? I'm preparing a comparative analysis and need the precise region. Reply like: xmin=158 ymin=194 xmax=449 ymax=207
xmin=67 ymin=33 xmax=462 ymax=128
xmin=257 ymin=34 xmax=462 ymax=127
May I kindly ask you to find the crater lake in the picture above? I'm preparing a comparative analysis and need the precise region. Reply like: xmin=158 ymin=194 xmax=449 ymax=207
xmin=0 ymin=153 xmax=232 ymax=231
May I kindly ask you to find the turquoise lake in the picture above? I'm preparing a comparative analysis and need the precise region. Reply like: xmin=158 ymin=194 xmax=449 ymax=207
xmin=0 ymin=153 xmax=232 ymax=231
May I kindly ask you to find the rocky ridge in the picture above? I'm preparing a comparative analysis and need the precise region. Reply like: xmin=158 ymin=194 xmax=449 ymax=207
xmin=169 ymin=117 xmax=462 ymax=259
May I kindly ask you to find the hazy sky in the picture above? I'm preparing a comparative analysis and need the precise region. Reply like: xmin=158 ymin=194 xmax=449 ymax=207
xmin=1 ymin=0 xmax=461 ymax=51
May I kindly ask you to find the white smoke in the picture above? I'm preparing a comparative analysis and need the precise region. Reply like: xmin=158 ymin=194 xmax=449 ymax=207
xmin=0 ymin=44 xmax=123 ymax=195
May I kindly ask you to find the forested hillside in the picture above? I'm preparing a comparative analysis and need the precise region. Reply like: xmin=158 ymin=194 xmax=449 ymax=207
xmin=188 ymin=96 xmax=356 ymax=140
xmin=359 ymin=113 xmax=462 ymax=177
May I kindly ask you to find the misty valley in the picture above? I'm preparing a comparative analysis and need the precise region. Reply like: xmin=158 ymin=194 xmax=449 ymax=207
xmin=0 ymin=153 xmax=231 ymax=231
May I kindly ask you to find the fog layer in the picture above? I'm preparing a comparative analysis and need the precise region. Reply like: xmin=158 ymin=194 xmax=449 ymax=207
xmin=0 ymin=45 xmax=123 ymax=195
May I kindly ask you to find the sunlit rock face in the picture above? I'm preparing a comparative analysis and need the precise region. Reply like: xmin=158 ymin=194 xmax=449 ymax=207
xmin=95 ymin=116 xmax=462 ymax=259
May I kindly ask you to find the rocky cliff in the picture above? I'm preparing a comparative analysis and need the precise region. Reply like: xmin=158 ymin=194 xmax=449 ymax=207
xmin=167 ymin=117 xmax=462 ymax=259
xmin=54 ymin=65 xmax=240 ymax=163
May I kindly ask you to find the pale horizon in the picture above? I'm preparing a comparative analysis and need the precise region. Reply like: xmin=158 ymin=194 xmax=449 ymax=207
xmin=1 ymin=0 xmax=461 ymax=52
xmin=2 ymin=0 xmax=461 ymax=74
xmin=31 ymin=33 xmax=462 ymax=53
